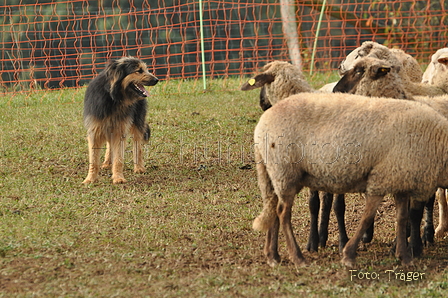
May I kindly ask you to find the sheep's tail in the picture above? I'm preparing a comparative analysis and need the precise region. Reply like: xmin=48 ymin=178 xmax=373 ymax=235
xmin=253 ymin=147 xmax=278 ymax=232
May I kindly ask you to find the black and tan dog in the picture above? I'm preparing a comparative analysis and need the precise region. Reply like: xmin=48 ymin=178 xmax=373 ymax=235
xmin=82 ymin=56 xmax=158 ymax=184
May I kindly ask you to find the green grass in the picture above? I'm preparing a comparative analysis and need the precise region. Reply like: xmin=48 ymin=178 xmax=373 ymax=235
xmin=1 ymin=77 xmax=448 ymax=297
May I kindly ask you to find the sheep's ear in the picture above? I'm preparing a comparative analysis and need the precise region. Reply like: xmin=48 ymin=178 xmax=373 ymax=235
xmin=437 ymin=54 xmax=448 ymax=65
xmin=333 ymin=70 xmax=359 ymax=93
xmin=373 ymin=65 xmax=391 ymax=78
xmin=241 ymin=73 xmax=275 ymax=91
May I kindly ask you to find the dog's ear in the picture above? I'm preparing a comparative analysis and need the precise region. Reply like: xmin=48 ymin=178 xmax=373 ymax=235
xmin=105 ymin=60 xmax=125 ymax=101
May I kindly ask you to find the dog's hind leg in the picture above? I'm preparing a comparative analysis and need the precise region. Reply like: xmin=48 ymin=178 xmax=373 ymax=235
xmin=130 ymin=125 xmax=146 ymax=174
xmin=83 ymin=133 xmax=104 ymax=184
xmin=101 ymin=142 xmax=112 ymax=169
xmin=110 ymin=132 xmax=127 ymax=184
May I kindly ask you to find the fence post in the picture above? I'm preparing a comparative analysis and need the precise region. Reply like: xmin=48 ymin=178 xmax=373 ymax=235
xmin=310 ymin=0 xmax=327 ymax=75
xmin=199 ymin=0 xmax=207 ymax=91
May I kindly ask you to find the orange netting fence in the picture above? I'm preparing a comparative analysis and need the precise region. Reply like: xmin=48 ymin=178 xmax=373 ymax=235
xmin=1 ymin=0 xmax=447 ymax=94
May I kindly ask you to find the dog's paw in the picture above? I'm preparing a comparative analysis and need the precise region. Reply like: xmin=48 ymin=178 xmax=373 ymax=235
xmin=134 ymin=166 xmax=146 ymax=174
xmin=101 ymin=163 xmax=111 ymax=169
xmin=113 ymin=177 xmax=127 ymax=184
xmin=82 ymin=178 xmax=97 ymax=184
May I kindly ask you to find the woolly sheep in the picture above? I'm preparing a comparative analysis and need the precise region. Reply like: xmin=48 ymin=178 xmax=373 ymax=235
xmin=335 ymin=56 xmax=448 ymax=252
xmin=253 ymin=92 xmax=448 ymax=267
xmin=336 ymin=55 xmax=448 ymax=97
xmin=339 ymin=41 xmax=423 ymax=83
xmin=417 ymin=48 xmax=448 ymax=238
xmin=421 ymin=48 xmax=448 ymax=84
xmin=334 ymin=56 xmax=413 ymax=99
xmin=241 ymin=61 xmax=348 ymax=252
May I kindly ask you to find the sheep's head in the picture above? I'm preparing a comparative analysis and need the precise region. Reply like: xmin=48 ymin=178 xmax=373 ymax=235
xmin=333 ymin=57 xmax=410 ymax=99
xmin=241 ymin=61 xmax=313 ymax=111
xmin=422 ymin=48 xmax=448 ymax=85
xmin=339 ymin=41 xmax=398 ymax=76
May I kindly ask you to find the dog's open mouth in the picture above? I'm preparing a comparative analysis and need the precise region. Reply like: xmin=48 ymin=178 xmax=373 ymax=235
xmin=132 ymin=83 xmax=149 ymax=97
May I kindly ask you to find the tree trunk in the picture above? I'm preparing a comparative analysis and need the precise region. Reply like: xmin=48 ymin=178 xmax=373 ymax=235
xmin=280 ymin=0 xmax=302 ymax=70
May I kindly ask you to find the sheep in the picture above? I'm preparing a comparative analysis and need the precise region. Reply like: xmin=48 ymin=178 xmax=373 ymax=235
xmin=334 ymin=55 xmax=448 ymax=253
xmin=240 ymin=61 xmax=314 ymax=110
xmin=339 ymin=41 xmax=423 ymax=83
xmin=252 ymin=92 xmax=448 ymax=268
xmin=337 ymin=50 xmax=448 ymax=96
xmin=421 ymin=48 xmax=448 ymax=84
xmin=241 ymin=61 xmax=348 ymax=253
xmin=334 ymin=56 xmax=413 ymax=99
xmin=419 ymin=48 xmax=448 ymax=239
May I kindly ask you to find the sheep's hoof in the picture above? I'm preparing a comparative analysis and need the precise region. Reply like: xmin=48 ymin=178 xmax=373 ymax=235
xmin=267 ymin=257 xmax=280 ymax=268
xmin=399 ymin=254 xmax=414 ymax=267
xmin=292 ymin=258 xmax=309 ymax=268
xmin=341 ymin=256 xmax=356 ymax=268
xmin=435 ymin=226 xmax=448 ymax=238
xmin=401 ymin=258 xmax=414 ymax=268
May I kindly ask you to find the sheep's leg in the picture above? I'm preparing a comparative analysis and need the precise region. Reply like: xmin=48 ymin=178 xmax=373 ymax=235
xmin=435 ymin=188 xmax=448 ymax=238
xmin=306 ymin=190 xmax=320 ymax=252
xmin=394 ymin=194 xmax=413 ymax=266
xmin=253 ymin=147 xmax=282 ymax=266
xmin=341 ymin=195 xmax=383 ymax=268
xmin=362 ymin=193 xmax=375 ymax=243
xmin=362 ymin=222 xmax=375 ymax=243
xmin=318 ymin=192 xmax=333 ymax=248
xmin=422 ymin=194 xmax=435 ymax=246
xmin=409 ymin=200 xmax=424 ymax=257
xmin=333 ymin=194 xmax=349 ymax=252
xmin=264 ymin=216 xmax=281 ymax=267
xmin=277 ymin=195 xmax=307 ymax=267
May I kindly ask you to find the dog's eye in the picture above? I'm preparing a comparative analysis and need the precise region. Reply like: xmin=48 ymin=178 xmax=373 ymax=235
xmin=136 ymin=68 xmax=144 ymax=73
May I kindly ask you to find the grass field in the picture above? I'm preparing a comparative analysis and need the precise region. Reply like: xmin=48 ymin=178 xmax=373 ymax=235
xmin=1 ymin=77 xmax=448 ymax=297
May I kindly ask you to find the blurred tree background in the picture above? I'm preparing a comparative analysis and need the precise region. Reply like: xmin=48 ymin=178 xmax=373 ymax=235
xmin=1 ymin=0 xmax=447 ymax=91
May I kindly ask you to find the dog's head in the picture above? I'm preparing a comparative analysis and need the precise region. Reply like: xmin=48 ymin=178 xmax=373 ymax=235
xmin=105 ymin=56 xmax=159 ymax=101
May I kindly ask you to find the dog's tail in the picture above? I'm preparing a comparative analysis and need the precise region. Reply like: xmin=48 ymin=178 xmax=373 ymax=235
xmin=144 ymin=123 xmax=151 ymax=142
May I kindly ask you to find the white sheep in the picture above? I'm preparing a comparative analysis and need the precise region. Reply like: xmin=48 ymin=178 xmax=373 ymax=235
xmin=421 ymin=48 xmax=448 ymax=84
xmin=334 ymin=56 xmax=413 ymax=99
xmin=419 ymin=48 xmax=448 ymax=239
xmin=253 ymin=92 xmax=448 ymax=268
xmin=335 ymin=55 xmax=448 ymax=252
xmin=241 ymin=60 xmax=348 ymax=252
xmin=336 ymin=53 xmax=448 ymax=97
xmin=339 ymin=41 xmax=423 ymax=83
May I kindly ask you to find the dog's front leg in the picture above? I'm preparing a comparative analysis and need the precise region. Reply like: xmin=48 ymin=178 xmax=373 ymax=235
xmin=83 ymin=133 xmax=103 ymax=184
xmin=133 ymin=138 xmax=146 ymax=173
xmin=131 ymin=127 xmax=146 ymax=174
xmin=101 ymin=142 xmax=112 ymax=169
xmin=111 ymin=133 xmax=127 ymax=184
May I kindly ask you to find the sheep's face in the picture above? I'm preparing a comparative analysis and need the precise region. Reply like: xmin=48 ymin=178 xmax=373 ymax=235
xmin=241 ymin=60 xmax=309 ymax=111
xmin=334 ymin=57 xmax=394 ymax=94
xmin=422 ymin=49 xmax=448 ymax=85
xmin=339 ymin=41 xmax=394 ymax=76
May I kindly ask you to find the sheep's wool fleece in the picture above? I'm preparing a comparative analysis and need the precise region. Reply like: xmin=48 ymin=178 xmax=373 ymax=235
xmin=254 ymin=92 xmax=448 ymax=200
